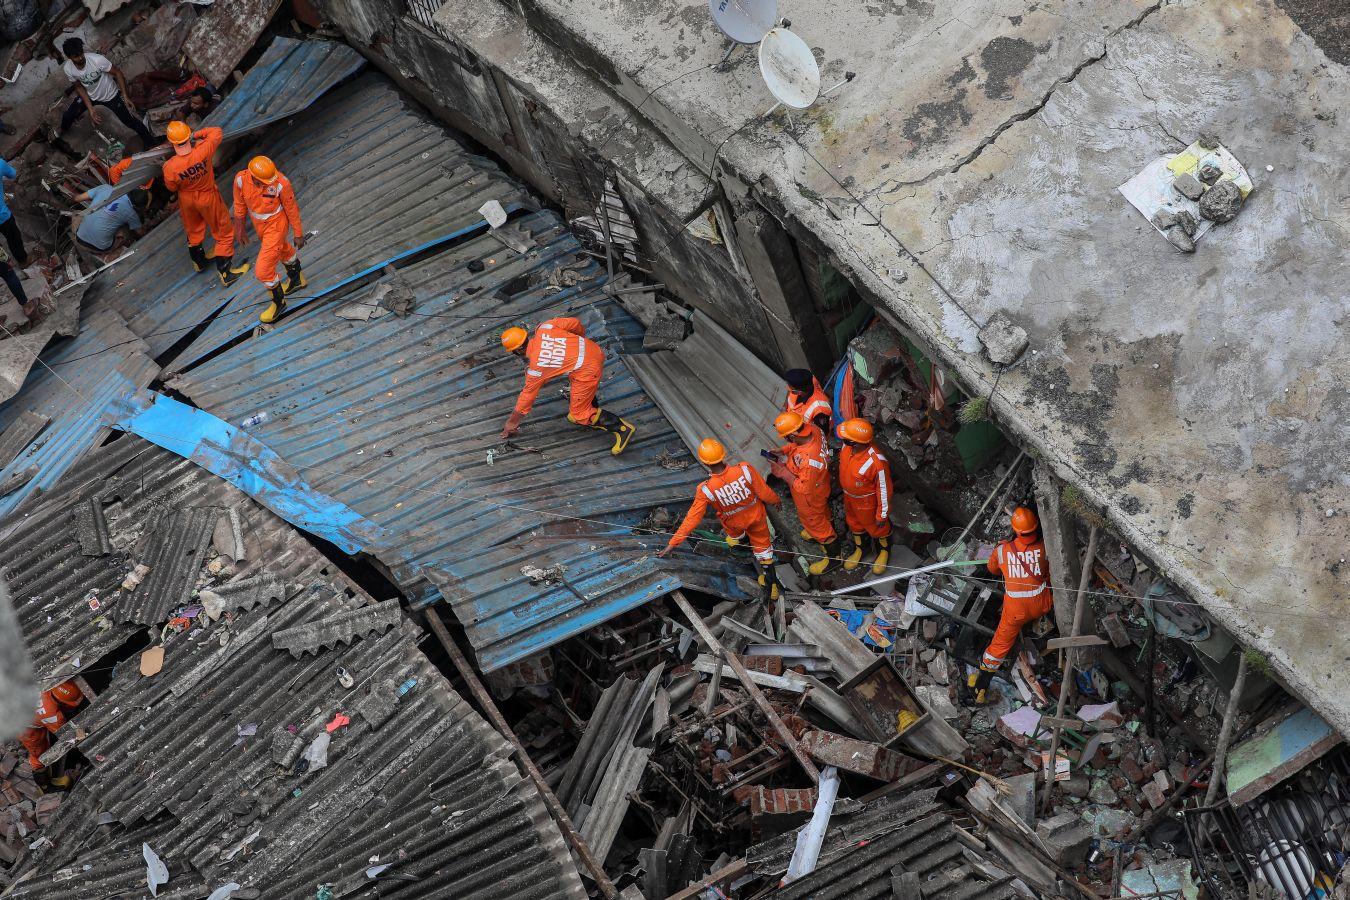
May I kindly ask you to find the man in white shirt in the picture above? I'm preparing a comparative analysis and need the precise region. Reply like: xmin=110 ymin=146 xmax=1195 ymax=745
xmin=58 ymin=37 xmax=154 ymax=150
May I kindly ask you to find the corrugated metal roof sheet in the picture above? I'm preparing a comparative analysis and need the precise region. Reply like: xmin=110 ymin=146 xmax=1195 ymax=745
xmin=6 ymin=515 xmax=588 ymax=898
xmin=87 ymin=74 xmax=526 ymax=363
xmin=100 ymin=38 xmax=365 ymax=208
xmin=204 ymin=37 xmax=365 ymax=135
xmin=748 ymin=788 xmax=1017 ymax=900
xmin=0 ymin=434 xmax=364 ymax=689
xmin=166 ymin=213 xmax=748 ymax=671
xmin=0 ymin=307 xmax=159 ymax=518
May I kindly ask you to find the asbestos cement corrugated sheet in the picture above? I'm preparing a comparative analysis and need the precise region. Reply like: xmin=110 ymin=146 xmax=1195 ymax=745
xmin=6 ymin=534 xmax=588 ymax=898
xmin=172 ymin=214 xmax=746 ymax=671
xmin=84 ymin=73 xmax=527 ymax=363
xmin=0 ymin=434 xmax=349 ymax=689
xmin=203 ymin=37 xmax=365 ymax=135
xmin=0 ymin=307 xmax=158 ymax=519
xmin=748 ymin=788 xmax=1016 ymax=900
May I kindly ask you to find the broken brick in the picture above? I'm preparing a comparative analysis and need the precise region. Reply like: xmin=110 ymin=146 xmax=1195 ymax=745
xmin=1120 ymin=757 xmax=1146 ymax=784
xmin=1141 ymin=780 xmax=1167 ymax=809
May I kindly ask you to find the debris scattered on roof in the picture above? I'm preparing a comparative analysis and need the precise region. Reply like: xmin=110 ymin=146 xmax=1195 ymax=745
xmin=270 ymin=599 xmax=403 ymax=657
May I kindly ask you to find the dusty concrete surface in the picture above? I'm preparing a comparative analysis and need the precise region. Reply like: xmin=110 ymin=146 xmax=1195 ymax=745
xmin=464 ymin=0 xmax=1350 ymax=732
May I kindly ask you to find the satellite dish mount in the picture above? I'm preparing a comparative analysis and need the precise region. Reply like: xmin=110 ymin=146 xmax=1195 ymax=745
xmin=708 ymin=0 xmax=779 ymax=68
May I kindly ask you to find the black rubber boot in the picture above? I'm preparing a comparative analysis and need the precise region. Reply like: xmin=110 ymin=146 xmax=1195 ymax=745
xmin=188 ymin=243 xmax=208 ymax=272
xmin=593 ymin=409 xmax=637 ymax=456
xmin=756 ymin=561 xmax=781 ymax=602
xmin=260 ymin=283 xmax=287 ymax=324
xmin=282 ymin=259 xmax=306 ymax=295
xmin=216 ymin=255 xmax=249 ymax=287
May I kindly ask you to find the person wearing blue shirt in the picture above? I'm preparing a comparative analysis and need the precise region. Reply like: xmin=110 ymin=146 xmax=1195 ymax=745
xmin=74 ymin=184 xmax=146 ymax=256
xmin=0 ymin=156 xmax=27 ymax=266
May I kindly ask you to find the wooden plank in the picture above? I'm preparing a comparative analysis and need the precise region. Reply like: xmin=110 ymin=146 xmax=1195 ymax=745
xmin=664 ymin=858 xmax=750 ymax=900
xmin=1045 ymin=634 xmax=1108 ymax=651
xmin=673 ymin=591 xmax=820 ymax=784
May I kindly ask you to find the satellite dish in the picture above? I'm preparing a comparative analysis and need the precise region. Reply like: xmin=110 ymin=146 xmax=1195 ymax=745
xmin=758 ymin=27 xmax=820 ymax=109
xmin=708 ymin=0 xmax=777 ymax=44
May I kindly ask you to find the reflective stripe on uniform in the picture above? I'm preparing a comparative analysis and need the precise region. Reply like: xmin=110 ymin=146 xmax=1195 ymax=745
xmin=572 ymin=338 xmax=586 ymax=371
xmin=858 ymin=456 xmax=874 ymax=475
xmin=843 ymin=489 xmax=874 ymax=498
xmin=527 ymin=370 xmax=543 ymax=377
xmin=251 ymin=206 xmax=282 ymax=221
xmin=807 ymin=458 xmax=825 ymax=469
xmin=701 ymin=484 xmax=715 ymax=501
xmin=982 ymin=651 xmax=1004 ymax=668
xmin=1007 ymin=584 xmax=1046 ymax=598
xmin=877 ymin=466 xmax=889 ymax=517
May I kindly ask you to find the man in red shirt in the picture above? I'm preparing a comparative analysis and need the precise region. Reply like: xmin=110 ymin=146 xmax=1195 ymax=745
xmin=499 ymin=319 xmax=636 ymax=454
xmin=659 ymin=438 xmax=782 ymax=601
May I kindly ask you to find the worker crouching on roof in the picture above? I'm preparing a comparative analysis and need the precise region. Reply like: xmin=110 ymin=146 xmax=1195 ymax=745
xmin=233 ymin=155 xmax=306 ymax=324
xmin=968 ymin=507 xmax=1054 ymax=704
xmin=20 ymin=681 xmax=84 ymax=787
xmin=499 ymin=319 xmax=637 ymax=454
xmin=770 ymin=412 xmax=839 ymax=576
xmin=659 ymin=438 xmax=783 ymax=602
xmin=836 ymin=418 xmax=893 ymax=575
xmin=163 ymin=121 xmax=249 ymax=286
xmin=783 ymin=368 xmax=832 ymax=435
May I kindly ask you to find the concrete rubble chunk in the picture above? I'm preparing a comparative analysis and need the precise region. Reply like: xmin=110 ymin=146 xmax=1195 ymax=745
xmin=1173 ymin=173 xmax=1204 ymax=200
xmin=1199 ymin=180 xmax=1243 ymax=223
xmin=914 ymin=684 xmax=959 ymax=723
xmin=977 ymin=313 xmax=1028 ymax=366
xmin=1036 ymin=811 xmax=1093 ymax=868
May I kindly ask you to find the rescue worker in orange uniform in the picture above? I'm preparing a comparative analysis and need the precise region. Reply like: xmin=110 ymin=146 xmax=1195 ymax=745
xmin=769 ymin=411 xmax=838 ymax=575
xmin=163 ymin=121 xmax=249 ymax=286
xmin=232 ymin=155 xmax=306 ymax=324
xmin=967 ymin=507 xmax=1054 ymax=704
xmin=784 ymin=369 xmax=832 ymax=435
xmin=659 ymin=438 xmax=783 ymax=601
xmin=836 ymin=418 xmax=892 ymax=575
xmin=499 ymin=319 xmax=637 ymax=454
xmin=19 ymin=681 xmax=84 ymax=781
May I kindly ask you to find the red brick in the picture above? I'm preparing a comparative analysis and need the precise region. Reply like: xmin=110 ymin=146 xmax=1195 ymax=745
xmin=739 ymin=655 xmax=784 ymax=676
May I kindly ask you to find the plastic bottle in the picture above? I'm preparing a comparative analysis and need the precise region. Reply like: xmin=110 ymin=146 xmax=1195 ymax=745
xmin=240 ymin=411 xmax=270 ymax=428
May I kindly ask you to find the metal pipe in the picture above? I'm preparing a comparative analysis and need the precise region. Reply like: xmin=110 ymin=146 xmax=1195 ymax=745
xmin=423 ymin=608 xmax=618 ymax=898
xmin=827 ymin=558 xmax=971 ymax=594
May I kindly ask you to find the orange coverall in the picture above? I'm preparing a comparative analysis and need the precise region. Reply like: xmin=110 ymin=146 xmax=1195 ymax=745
xmin=20 ymin=685 xmax=81 ymax=770
xmin=779 ymin=422 xmax=835 ymax=543
xmin=667 ymin=462 xmax=780 ymax=563
xmin=513 ymin=318 xmax=605 ymax=423
xmin=786 ymin=378 xmax=832 ymax=430
xmin=163 ymin=127 xmax=233 ymax=257
xmin=233 ymin=168 xmax=302 ymax=287
xmin=838 ymin=442 xmax=891 ymax=538
xmin=981 ymin=534 xmax=1054 ymax=668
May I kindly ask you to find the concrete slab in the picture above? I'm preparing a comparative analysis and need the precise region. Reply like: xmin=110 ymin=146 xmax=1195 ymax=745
xmin=471 ymin=0 xmax=1350 ymax=736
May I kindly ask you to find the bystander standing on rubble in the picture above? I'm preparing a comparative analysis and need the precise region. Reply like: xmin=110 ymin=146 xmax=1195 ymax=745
xmin=0 ymin=157 xmax=27 ymax=266
xmin=58 ymin=37 xmax=155 ymax=151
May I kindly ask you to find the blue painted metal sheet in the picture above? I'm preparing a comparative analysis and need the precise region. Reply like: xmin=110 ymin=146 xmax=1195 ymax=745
xmin=176 ymin=214 xmax=748 ymax=670
xmin=0 ymin=308 xmax=159 ymax=517
xmin=203 ymin=37 xmax=364 ymax=135
xmin=109 ymin=390 xmax=386 ymax=555
xmin=85 ymin=73 xmax=528 ymax=361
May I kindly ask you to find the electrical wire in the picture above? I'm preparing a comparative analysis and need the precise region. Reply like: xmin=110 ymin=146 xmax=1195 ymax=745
xmin=2 ymin=318 xmax=1306 ymax=626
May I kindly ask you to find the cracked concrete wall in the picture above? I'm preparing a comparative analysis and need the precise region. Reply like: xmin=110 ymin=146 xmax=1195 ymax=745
xmin=386 ymin=0 xmax=1350 ymax=735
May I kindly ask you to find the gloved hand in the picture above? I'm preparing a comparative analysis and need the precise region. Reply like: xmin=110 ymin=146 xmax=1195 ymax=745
xmin=499 ymin=410 xmax=525 ymax=440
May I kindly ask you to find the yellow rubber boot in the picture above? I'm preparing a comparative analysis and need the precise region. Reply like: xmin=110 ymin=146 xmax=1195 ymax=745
xmin=217 ymin=257 xmax=250 ymax=287
xmin=757 ymin=569 xmax=781 ymax=601
xmin=843 ymin=533 xmax=865 ymax=570
xmin=725 ymin=535 xmax=741 ymax=548
xmin=808 ymin=538 xmax=841 ymax=576
xmin=260 ymin=283 xmax=287 ymax=324
xmin=871 ymin=534 xmax=891 ymax=576
xmin=799 ymin=528 xmax=813 ymax=541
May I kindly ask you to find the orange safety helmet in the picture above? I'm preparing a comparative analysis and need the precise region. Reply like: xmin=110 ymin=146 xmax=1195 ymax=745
xmin=836 ymin=418 xmax=873 ymax=444
xmin=774 ymin=411 xmax=805 ymax=438
xmin=166 ymin=121 xmax=192 ymax=145
xmin=1011 ymin=506 xmax=1039 ymax=535
xmin=248 ymin=155 xmax=279 ymax=184
xmin=50 ymin=681 xmax=83 ymax=708
xmin=697 ymin=438 xmax=726 ymax=466
xmin=501 ymin=326 xmax=528 ymax=352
